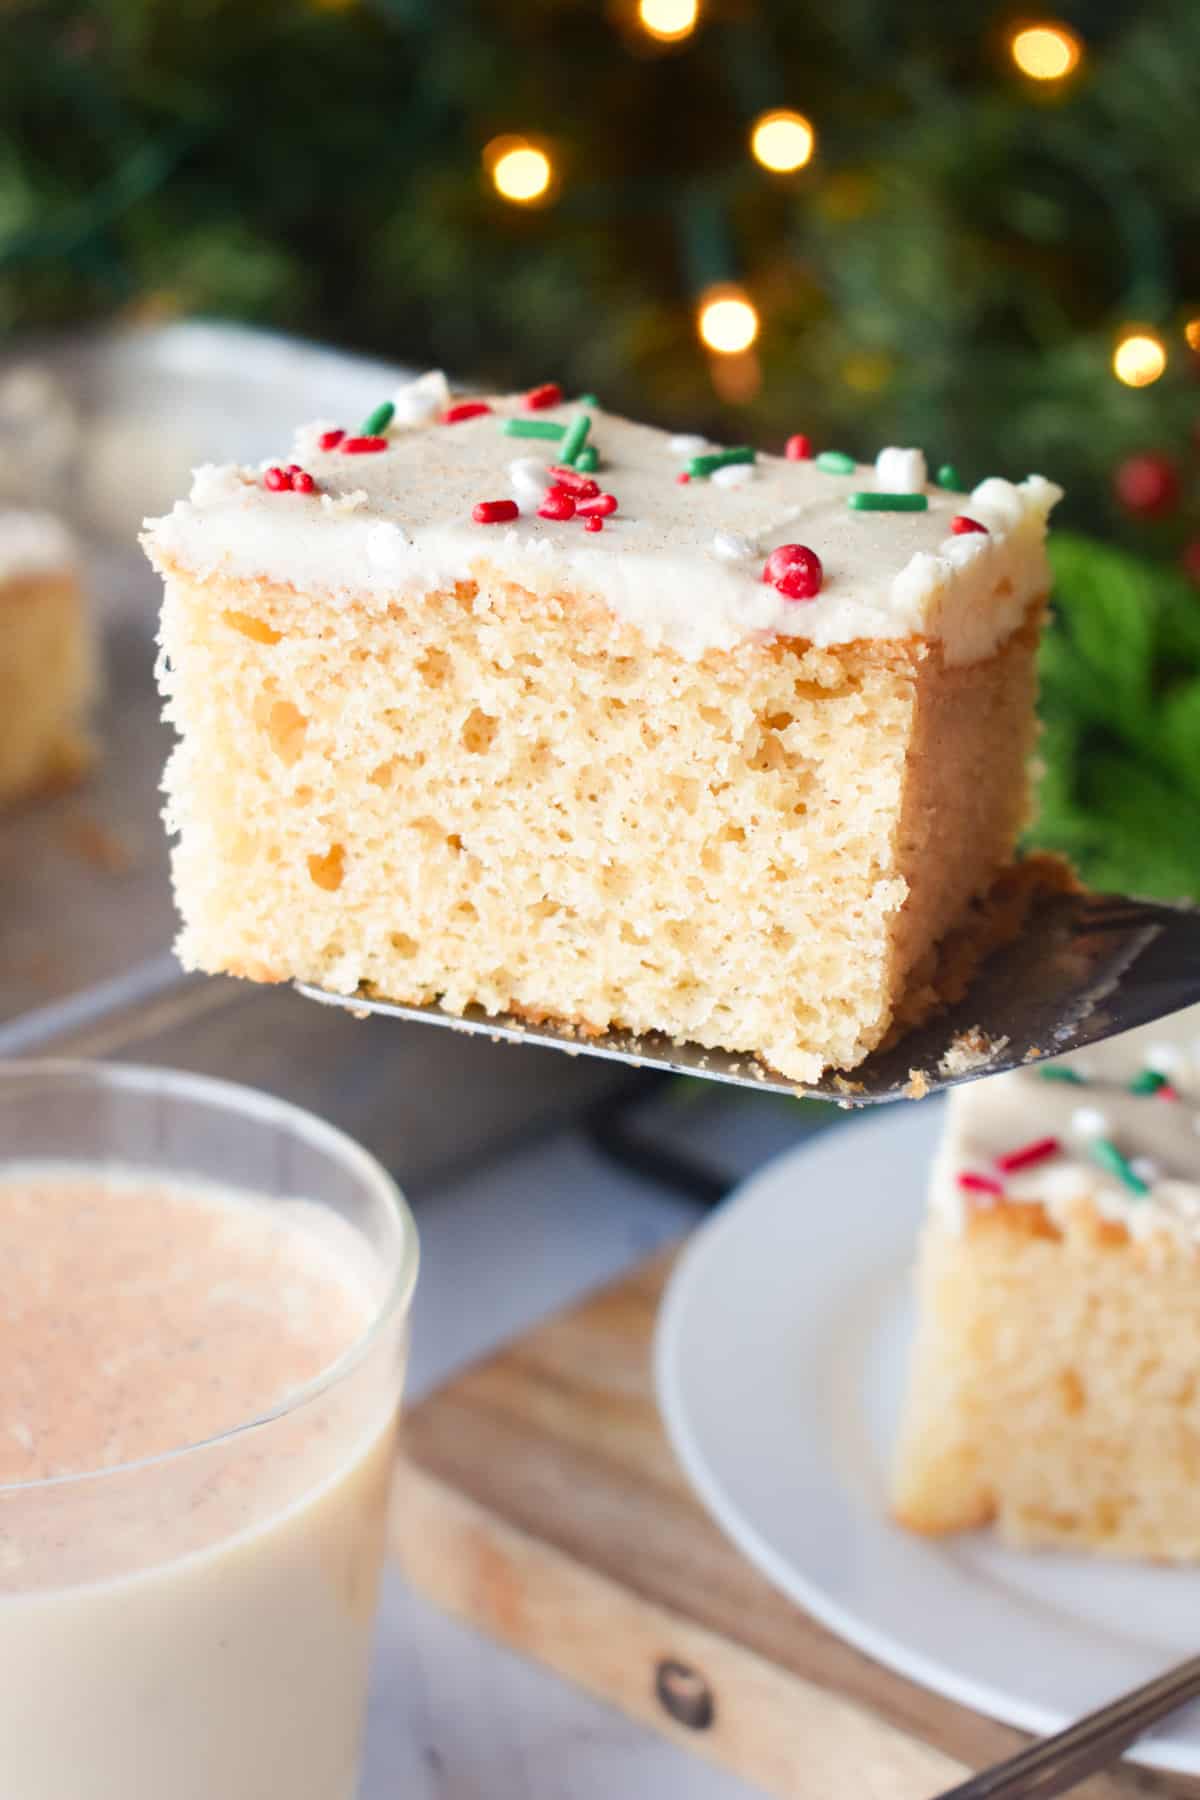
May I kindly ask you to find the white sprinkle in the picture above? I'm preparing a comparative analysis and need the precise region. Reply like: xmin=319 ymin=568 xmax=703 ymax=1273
xmin=712 ymin=462 xmax=755 ymax=488
xmin=189 ymin=462 xmax=252 ymax=504
xmin=392 ymin=369 xmax=450 ymax=425
xmin=508 ymin=456 xmax=554 ymax=510
xmin=1144 ymin=1043 xmax=1183 ymax=1075
xmin=875 ymin=446 xmax=927 ymax=494
xmin=1130 ymin=1156 xmax=1161 ymax=1187
xmin=1070 ymin=1105 xmax=1110 ymax=1141
xmin=669 ymin=433 xmax=709 ymax=458
xmin=365 ymin=520 xmax=411 ymax=568
xmin=711 ymin=529 xmax=755 ymax=561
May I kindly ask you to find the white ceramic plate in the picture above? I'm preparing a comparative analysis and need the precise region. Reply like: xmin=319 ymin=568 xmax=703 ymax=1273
xmin=655 ymin=1102 xmax=1200 ymax=1775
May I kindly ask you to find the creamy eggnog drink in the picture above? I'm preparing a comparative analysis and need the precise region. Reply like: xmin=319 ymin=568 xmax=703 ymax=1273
xmin=0 ymin=1063 xmax=417 ymax=1800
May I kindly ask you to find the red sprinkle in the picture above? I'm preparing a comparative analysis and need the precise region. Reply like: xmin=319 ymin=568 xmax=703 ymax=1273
xmin=676 ymin=472 xmax=691 ymax=484
xmin=548 ymin=466 xmax=600 ymax=496
xmin=576 ymin=492 xmax=618 ymax=518
xmin=1159 ymin=1083 xmax=1181 ymax=1102
xmin=318 ymin=428 xmax=345 ymax=451
xmin=264 ymin=466 xmax=289 ymax=491
xmin=341 ymin=435 xmax=388 ymax=454
xmin=524 ymin=382 xmax=563 ymax=411
xmin=472 ymin=499 xmax=519 ymax=524
xmin=958 ymin=1171 xmax=1004 ymax=1198
xmin=785 ymin=434 xmax=813 ymax=461
xmin=538 ymin=489 xmax=576 ymax=521
xmin=995 ymin=1135 xmax=1060 ymax=1174
xmin=443 ymin=402 xmax=492 ymax=425
xmin=290 ymin=468 xmax=316 ymax=494
xmin=762 ymin=543 xmax=823 ymax=601
xmin=585 ymin=516 xmax=604 ymax=532
xmin=951 ymin=514 xmax=988 ymax=535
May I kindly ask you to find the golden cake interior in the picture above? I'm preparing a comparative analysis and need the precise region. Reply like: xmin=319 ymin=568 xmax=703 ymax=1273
xmin=158 ymin=562 xmax=1043 ymax=1082
xmin=893 ymin=1198 xmax=1200 ymax=1559
xmin=0 ymin=569 xmax=94 ymax=806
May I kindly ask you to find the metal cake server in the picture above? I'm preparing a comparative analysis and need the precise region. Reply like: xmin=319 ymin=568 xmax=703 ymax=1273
xmin=297 ymin=889 xmax=1200 ymax=1105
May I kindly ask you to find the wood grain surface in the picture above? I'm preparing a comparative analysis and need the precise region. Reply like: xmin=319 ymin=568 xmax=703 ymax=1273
xmin=393 ymin=1253 xmax=1200 ymax=1800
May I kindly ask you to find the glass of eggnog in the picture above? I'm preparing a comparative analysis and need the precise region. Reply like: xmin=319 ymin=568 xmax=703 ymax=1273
xmin=0 ymin=1059 xmax=418 ymax=1800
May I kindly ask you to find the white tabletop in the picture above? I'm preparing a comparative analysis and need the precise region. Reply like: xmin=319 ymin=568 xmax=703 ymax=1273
xmin=358 ymin=1113 xmax=803 ymax=1799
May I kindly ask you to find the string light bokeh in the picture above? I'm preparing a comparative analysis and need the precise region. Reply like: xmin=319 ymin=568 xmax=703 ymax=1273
xmin=635 ymin=0 xmax=699 ymax=44
xmin=484 ymin=137 xmax=555 ymax=206
xmin=1112 ymin=330 xmax=1167 ymax=389
xmin=750 ymin=110 xmax=815 ymax=173
xmin=697 ymin=289 xmax=760 ymax=355
xmin=1009 ymin=21 xmax=1082 ymax=81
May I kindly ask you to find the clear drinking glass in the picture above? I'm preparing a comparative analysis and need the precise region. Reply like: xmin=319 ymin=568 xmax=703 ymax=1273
xmin=0 ymin=1060 xmax=418 ymax=1800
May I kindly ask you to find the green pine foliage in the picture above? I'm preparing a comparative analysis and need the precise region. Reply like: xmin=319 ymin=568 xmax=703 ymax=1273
xmin=1033 ymin=533 xmax=1200 ymax=896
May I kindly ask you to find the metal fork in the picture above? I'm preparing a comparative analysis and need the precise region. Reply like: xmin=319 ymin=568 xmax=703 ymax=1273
xmin=933 ymin=1653 xmax=1200 ymax=1796
xmin=297 ymin=889 xmax=1200 ymax=1105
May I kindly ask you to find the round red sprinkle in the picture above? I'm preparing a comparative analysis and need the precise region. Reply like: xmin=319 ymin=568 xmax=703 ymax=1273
xmin=576 ymin=492 xmax=617 ymax=518
xmin=951 ymin=514 xmax=988 ymax=535
xmin=676 ymin=472 xmax=691 ymax=485
xmin=995 ymin=1135 xmax=1060 ymax=1174
xmin=547 ymin=466 xmax=599 ymax=496
xmin=472 ymin=499 xmax=519 ymax=524
xmin=957 ymin=1171 xmax=1004 ymax=1198
xmin=341 ymin=435 xmax=388 ymax=454
xmin=525 ymin=382 xmax=563 ymax=411
xmin=290 ymin=468 xmax=316 ymax=494
xmin=318 ymin=428 xmax=346 ymax=451
xmin=538 ymin=489 xmax=576 ymax=521
xmin=785 ymin=434 xmax=813 ymax=461
xmin=443 ymin=401 xmax=492 ymax=425
xmin=264 ymin=466 xmax=289 ymax=491
xmin=762 ymin=543 xmax=823 ymax=601
xmin=585 ymin=516 xmax=604 ymax=533
xmin=1159 ymin=1083 xmax=1182 ymax=1102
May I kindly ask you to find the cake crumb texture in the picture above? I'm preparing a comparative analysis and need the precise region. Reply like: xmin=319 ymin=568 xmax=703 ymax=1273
xmin=893 ymin=1007 xmax=1200 ymax=1559
xmin=157 ymin=566 xmax=1043 ymax=1082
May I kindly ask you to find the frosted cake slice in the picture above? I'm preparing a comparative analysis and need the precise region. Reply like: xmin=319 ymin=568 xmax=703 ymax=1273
xmin=0 ymin=510 xmax=95 ymax=805
xmin=894 ymin=1007 xmax=1200 ymax=1559
xmin=144 ymin=377 xmax=1059 ymax=1083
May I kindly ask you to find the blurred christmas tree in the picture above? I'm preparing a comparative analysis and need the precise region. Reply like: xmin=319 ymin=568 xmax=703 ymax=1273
xmin=4 ymin=0 xmax=1200 ymax=891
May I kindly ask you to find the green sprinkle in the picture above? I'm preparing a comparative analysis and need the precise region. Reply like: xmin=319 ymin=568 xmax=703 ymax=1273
xmin=816 ymin=450 xmax=856 ymax=475
xmin=577 ymin=393 xmax=598 ymax=406
xmin=358 ymin=400 xmax=395 ymax=436
xmin=503 ymin=418 xmax=567 ymax=440
xmin=1129 ymin=1069 xmax=1167 ymax=1095
xmin=560 ymin=412 xmax=592 ymax=465
xmin=687 ymin=446 xmax=756 ymax=478
xmin=936 ymin=463 xmax=963 ymax=490
xmin=574 ymin=444 xmax=599 ymax=473
xmin=1090 ymin=1137 xmax=1149 ymax=1196
xmin=1038 ymin=1065 xmax=1084 ymax=1084
xmin=848 ymin=491 xmax=929 ymax=512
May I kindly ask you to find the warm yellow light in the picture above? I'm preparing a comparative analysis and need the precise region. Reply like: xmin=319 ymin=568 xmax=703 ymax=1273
xmin=637 ymin=0 xmax=699 ymax=43
xmin=487 ymin=140 xmax=554 ymax=205
xmin=1186 ymin=317 xmax=1200 ymax=353
xmin=750 ymin=110 xmax=815 ymax=174
xmin=1010 ymin=22 xmax=1082 ymax=81
xmin=1112 ymin=330 xmax=1167 ymax=389
xmin=698 ymin=290 xmax=759 ymax=356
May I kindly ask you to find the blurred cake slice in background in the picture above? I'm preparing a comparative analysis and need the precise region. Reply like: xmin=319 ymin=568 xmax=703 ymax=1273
xmin=0 ymin=510 xmax=96 ymax=806
xmin=145 ymin=381 xmax=1059 ymax=1083
xmin=893 ymin=1007 xmax=1200 ymax=1560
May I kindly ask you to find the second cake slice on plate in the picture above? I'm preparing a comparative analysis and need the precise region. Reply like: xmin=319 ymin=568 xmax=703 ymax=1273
xmin=144 ymin=381 xmax=1059 ymax=1084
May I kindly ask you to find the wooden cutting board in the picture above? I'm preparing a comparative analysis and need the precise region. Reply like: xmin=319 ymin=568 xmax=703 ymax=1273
xmin=392 ymin=1250 xmax=1200 ymax=1799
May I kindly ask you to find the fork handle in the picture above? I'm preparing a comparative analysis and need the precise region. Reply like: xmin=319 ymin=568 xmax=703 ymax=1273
xmin=931 ymin=1654 xmax=1200 ymax=1798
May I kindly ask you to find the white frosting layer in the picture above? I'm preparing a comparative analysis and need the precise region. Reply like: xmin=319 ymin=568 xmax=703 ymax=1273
xmin=934 ymin=1006 xmax=1200 ymax=1248
xmin=143 ymin=384 xmax=1061 ymax=665
xmin=0 ymin=510 xmax=75 ymax=582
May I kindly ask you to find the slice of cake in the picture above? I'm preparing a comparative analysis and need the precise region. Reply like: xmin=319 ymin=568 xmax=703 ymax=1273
xmin=144 ymin=378 xmax=1059 ymax=1083
xmin=893 ymin=1007 xmax=1200 ymax=1559
xmin=0 ymin=510 xmax=94 ymax=806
